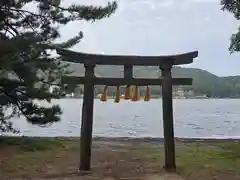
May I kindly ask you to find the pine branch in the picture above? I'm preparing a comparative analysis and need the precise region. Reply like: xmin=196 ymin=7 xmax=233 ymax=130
xmin=0 ymin=88 xmax=32 ymax=122
xmin=17 ymin=11 xmax=45 ymax=41
xmin=0 ymin=0 xmax=117 ymax=133
xmin=3 ymin=19 xmax=19 ymax=36
xmin=0 ymin=7 xmax=49 ymax=20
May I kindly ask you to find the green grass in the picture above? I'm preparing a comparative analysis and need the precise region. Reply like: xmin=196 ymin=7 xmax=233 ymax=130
xmin=0 ymin=136 xmax=73 ymax=151
xmin=177 ymin=142 xmax=240 ymax=170
xmin=1 ymin=137 xmax=240 ymax=179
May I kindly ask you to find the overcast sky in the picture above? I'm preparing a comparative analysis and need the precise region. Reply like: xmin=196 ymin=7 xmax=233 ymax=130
xmin=36 ymin=0 xmax=240 ymax=76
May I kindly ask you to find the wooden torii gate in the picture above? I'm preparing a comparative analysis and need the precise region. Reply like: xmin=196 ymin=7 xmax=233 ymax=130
xmin=57 ymin=48 xmax=198 ymax=171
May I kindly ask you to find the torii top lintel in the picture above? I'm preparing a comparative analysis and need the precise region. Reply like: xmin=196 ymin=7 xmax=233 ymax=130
xmin=56 ymin=48 xmax=198 ymax=66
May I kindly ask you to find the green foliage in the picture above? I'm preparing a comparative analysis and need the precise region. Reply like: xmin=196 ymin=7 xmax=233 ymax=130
xmin=0 ymin=0 xmax=117 ymax=133
xmin=221 ymin=0 xmax=240 ymax=53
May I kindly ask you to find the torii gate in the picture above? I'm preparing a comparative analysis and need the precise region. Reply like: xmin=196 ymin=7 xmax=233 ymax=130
xmin=57 ymin=48 xmax=198 ymax=171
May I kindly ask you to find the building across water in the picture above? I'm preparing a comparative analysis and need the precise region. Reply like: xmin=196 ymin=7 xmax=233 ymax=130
xmin=173 ymin=86 xmax=195 ymax=99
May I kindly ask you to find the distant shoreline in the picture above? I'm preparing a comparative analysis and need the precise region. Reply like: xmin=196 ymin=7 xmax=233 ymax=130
xmin=61 ymin=97 xmax=240 ymax=100
xmin=2 ymin=136 xmax=240 ymax=142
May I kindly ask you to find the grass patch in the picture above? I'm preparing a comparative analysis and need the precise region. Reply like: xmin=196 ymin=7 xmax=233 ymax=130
xmin=1 ymin=137 xmax=240 ymax=179
xmin=0 ymin=136 xmax=75 ymax=151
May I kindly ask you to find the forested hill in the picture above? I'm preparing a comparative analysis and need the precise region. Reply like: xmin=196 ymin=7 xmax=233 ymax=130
xmin=65 ymin=62 xmax=240 ymax=98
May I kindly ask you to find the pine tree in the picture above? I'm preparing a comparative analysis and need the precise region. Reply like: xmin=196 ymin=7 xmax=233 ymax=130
xmin=221 ymin=0 xmax=240 ymax=53
xmin=0 ymin=0 xmax=117 ymax=133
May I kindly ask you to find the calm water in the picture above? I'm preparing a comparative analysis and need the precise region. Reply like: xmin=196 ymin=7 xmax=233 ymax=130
xmin=6 ymin=99 xmax=240 ymax=138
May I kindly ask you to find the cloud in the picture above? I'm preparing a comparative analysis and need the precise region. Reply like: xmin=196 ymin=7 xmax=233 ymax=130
xmin=156 ymin=0 xmax=175 ymax=7
xmin=203 ymin=17 xmax=211 ymax=21
xmin=190 ymin=0 xmax=219 ymax=3
xmin=34 ymin=0 xmax=239 ymax=75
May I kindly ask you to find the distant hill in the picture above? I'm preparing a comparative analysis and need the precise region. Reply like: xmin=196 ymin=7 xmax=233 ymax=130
xmin=64 ymin=62 xmax=240 ymax=98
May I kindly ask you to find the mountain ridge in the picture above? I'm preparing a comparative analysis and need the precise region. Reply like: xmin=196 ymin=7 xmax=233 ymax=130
xmin=65 ymin=62 xmax=240 ymax=97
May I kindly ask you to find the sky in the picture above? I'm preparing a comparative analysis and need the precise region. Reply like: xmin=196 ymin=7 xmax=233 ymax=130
xmin=29 ymin=0 xmax=240 ymax=76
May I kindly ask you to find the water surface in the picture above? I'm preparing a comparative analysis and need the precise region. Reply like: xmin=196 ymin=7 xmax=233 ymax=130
xmin=7 ymin=99 xmax=240 ymax=138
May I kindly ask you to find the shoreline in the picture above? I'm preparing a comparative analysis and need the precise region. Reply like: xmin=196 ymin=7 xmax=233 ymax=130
xmin=62 ymin=97 xmax=240 ymax=100
xmin=2 ymin=136 xmax=240 ymax=142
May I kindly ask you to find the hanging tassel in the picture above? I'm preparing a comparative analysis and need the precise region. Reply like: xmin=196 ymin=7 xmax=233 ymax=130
xmin=132 ymin=85 xmax=140 ymax=101
xmin=131 ymin=85 xmax=134 ymax=98
xmin=144 ymin=86 xmax=151 ymax=101
xmin=114 ymin=86 xmax=120 ymax=103
xmin=124 ymin=85 xmax=131 ymax=100
xmin=137 ymin=86 xmax=140 ymax=101
xmin=100 ymin=86 xmax=108 ymax=102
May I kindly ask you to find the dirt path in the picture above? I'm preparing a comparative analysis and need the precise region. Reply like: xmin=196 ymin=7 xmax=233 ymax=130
xmin=6 ymin=140 xmax=185 ymax=180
